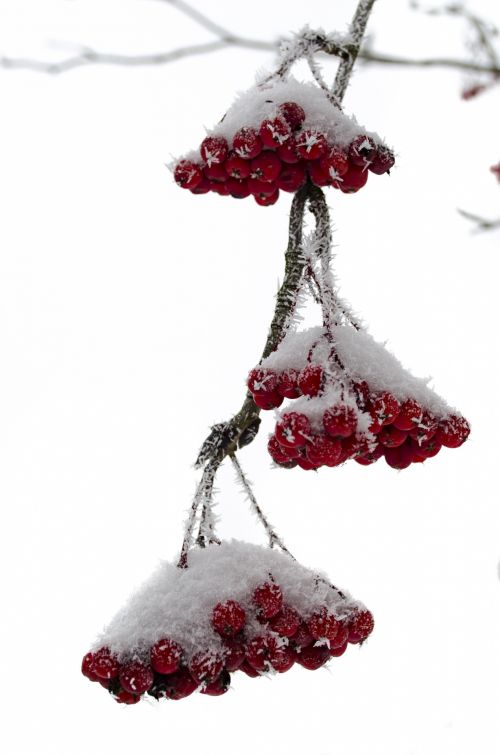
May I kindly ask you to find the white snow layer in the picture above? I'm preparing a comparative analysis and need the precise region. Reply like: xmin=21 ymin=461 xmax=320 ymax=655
xmin=94 ymin=540 xmax=362 ymax=661
xmin=261 ymin=325 xmax=453 ymax=416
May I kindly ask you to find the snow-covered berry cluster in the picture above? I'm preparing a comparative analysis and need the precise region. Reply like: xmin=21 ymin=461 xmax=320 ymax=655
xmin=81 ymin=541 xmax=372 ymax=704
xmin=247 ymin=326 xmax=470 ymax=471
xmin=172 ymin=78 xmax=393 ymax=206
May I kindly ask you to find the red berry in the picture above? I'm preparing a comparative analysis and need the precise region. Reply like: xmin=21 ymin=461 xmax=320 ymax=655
xmin=251 ymin=151 xmax=282 ymax=182
xmin=203 ymin=163 xmax=227 ymax=182
xmin=369 ymin=145 xmax=395 ymax=175
xmin=342 ymin=433 xmax=371 ymax=459
xmin=253 ymin=391 xmax=283 ymax=409
xmin=330 ymin=641 xmax=348 ymax=657
xmin=307 ymin=608 xmax=340 ymax=641
xmin=119 ymin=661 xmax=154 ymax=694
xmin=277 ymin=137 xmax=300 ymax=164
xmin=277 ymin=164 xmax=307 ymax=192
xmin=436 ymin=415 xmax=470 ymax=448
xmin=211 ymin=181 xmax=230 ymax=196
xmin=268 ymin=436 xmax=293 ymax=464
xmin=248 ymin=368 xmax=279 ymax=395
xmin=254 ymin=189 xmax=279 ymax=206
xmin=259 ymin=117 xmax=291 ymax=149
xmin=200 ymin=669 xmax=231 ymax=696
xmin=222 ymin=638 xmax=245 ymax=671
xmin=371 ymin=392 xmax=400 ymax=426
xmin=81 ymin=652 xmax=99 ymax=682
xmin=267 ymin=638 xmax=295 ymax=673
xmin=275 ymin=412 xmax=312 ymax=448
xmin=233 ymin=127 xmax=262 ymax=159
xmin=418 ymin=436 xmax=442 ymax=458
xmin=212 ymin=600 xmax=246 ymax=637
xmin=277 ymin=368 xmax=301 ymax=399
xmin=378 ymin=425 xmax=407 ymax=448
xmin=279 ymin=102 xmax=306 ymax=130
xmin=348 ymin=610 xmax=374 ymax=643
xmin=224 ymin=152 xmax=251 ymax=179
xmin=93 ymin=647 xmax=120 ymax=680
xmin=409 ymin=412 xmax=438 ymax=443
xmin=190 ymin=177 xmax=211 ymax=194
xmin=200 ymin=135 xmax=228 ymax=165
xmin=320 ymin=146 xmax=349 ymax=180
xmin=174 ymin=160 xmax=203 ymax=190
xmin=295 ymin=644 xmax=330 ymax=670
xmin=348 ymin=135 xmax=377 ymax=167
xmin=269 ymin=605 xmax=301 ymax=637
xmin=306 ymin=435 xmax=342 ymax=467
xmin=291 ymin=622 xmax=314 ymax=649
xmin=308 ymin=161 xmax=331 ymax=187
xmin=355 ymin=443 xmax=384 ymax=465
xmin=190 ymin=651 xmax=224 ymax=684
xmin=163 ymin=668 xmax=199 ymax=700
xmin=239 ymin=659 xmax=261 ymax=677
xmin=253 ymin=581 xmax=283 ymax=618
xmin=338 ymin=163 xmax=369 ymax=193
xmin=384 ymin=443 xmax=413 ymax=470
xmin=245 ymin=636 xmax=270 ymax=671
xmin=298 ymin=365 xmax=323 ymax=396
xmin=150 ymin=638 xmax=182 ymax=675
xmin=330 ymin=622 xmax=349 ymax=650
xmin=296 ymin=130 xmax=328 ymax=160
xmin=114 ymin=690 xmax=140 ymax=704
xmin=393 ymin=399 xmax=423 ymax=431
xmin=323 ymin=405 xmax=357 ymax=438
xmin=226 ymin=177 xmax=250 ymax=198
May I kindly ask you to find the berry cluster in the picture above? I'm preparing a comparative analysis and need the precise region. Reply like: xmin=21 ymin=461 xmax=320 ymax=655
xmin=247 ymin=327 xmax=470 ymax=471
xmin=82 ymin=541 xmax=372 ymax=704
xmin=172 ymin=78 xmax=394 ymax=206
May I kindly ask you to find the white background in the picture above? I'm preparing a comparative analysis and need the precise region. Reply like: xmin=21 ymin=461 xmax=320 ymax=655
xmin=0 ymin=1 xmax=499 ymax=753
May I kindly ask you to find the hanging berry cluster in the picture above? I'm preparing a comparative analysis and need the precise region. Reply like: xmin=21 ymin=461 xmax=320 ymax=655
xmin=248 ymin=326 xmax=470 ymax=472
xmin=173 ymin=78 xmax=394 ymax=205
xmin=82 ymin=540 xmax=373 ymax=705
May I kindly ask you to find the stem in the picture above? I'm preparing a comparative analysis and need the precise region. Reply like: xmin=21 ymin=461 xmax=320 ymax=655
xmin=333 ymin=0 xmax=378 ymax=102
xmin=231 ymin=454 xmax=294 ymax=558
xmin=177 ymin=458 xmax=221 ymax=568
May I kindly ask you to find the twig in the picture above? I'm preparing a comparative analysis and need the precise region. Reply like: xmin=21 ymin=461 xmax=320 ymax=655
xmin=177 ymin=457 xmax=221 ymax=568
xmin=333 ymin=0 xmax=378 ymax=101
xmin=458 ymin=208 xmax=500 ymax=232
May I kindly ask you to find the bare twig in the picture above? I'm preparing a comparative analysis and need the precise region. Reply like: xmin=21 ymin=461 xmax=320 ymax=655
xmin=178 ymin=457 xmax=221 ymax=568
xmin=333 ymin=0 xmax=378 ymax=101
xmin=458 ymin=208 xmax=500 ymax=232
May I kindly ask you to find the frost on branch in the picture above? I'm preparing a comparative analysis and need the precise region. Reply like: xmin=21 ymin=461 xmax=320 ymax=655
xmin=81 ymin=540 xmax=373 ymax=704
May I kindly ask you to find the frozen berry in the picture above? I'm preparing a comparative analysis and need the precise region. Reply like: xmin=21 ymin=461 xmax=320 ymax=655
xmin=295 ymin=644 xmax=330 ymax=670
xmin=384 ymin=443 xmax=413 ymax=470
xmin=348 ymin=135 xmax=377 ymax=167
xmin=119 ymin=661 xmax=154 ymax=694
xmin=308 ymin=161 xmax=331 ymax=187
xmin=248 ymin=368 xmax=279 ymax=395
xmin=323 ymin=405 xmax=357 ymax=438
xmin=190 ymin=177 xmax=211 ymax=194
xmin=163 ymin=668 xmax=199 ymax=700
xmin=409 ymin=412 xmax=438 ymax=443
xmin=330 ymin=641 xmax=348 ymax=657
xmin=174 ymin=160 xmax=203 ymax=190
xmin=296 ymin=130 xmax=328 ymax=160
xmin=259 ymin=117 xmax=291 ymax=149
xmin=277 ymin=368 xmax=301 ymax=399
xmin=371 ymin=392 xmax=400 ymax=426
xmin=253 ymin=391 xmax=283 ymax=409
xmin=277 ymin=164 xmax=307 ymax=192
xmin=268 ymin=638 xmax=295 ymax=673
xmin=114 ymin=689 xmax=140 ymax=705
xmin=276 ymin=412 xmax=312 ymax=448
xmin=245 ymin=636 xmax=270 ymax=671
xmin=226 ymin=177 xmax=250 ymax=198
xmin=378 ymin=425 xmax=407 ymax=448
xmin=150 ymin=638 xmax=183 ymax=675
xmin=355 ymin=443 xmax=384 ymax=465
xmin=212 ymin=600 xmax=246 ymax=637
xmin=254 ymin=189 xmax=279 ymax=206
xmin=203 ymin=163 xmax=227 ymax=182
xmin=253 ymin=581 xmax=283 ymax=618
xmin=200 ymin=135 xmax=228 ymax=165
xmin=222 ymin=638 xmax=245 ymax=671
xmin=339 ymin=163 xmax=369 ymax=193
xmin=436 ymin=415 xmax=470 ymax=448
xmin=320 ymin=147 xmax=349 ymax=180
xmin=306 ymin=435 xmax=342 ymax=467
xmin=307 ymin=608 xmax=340 ymax=641
xmin=279 ymin=102 xmax=306 ymax=130
xmin=277 ymin=137 xmax=300 ymax=164
xmin=291 ymin=623 xmax=314 ymax=649
xmin=190 ymin=651 xmax=224 ymax=684
xmin=369 ymin=145 xmax=395 ymax=175
xmin=240 ymin=659 xmax=261 ymax=678
xmin=269 ymin=605 xmax=301 ymax=637
xmin=298 ymin=365 xmax=324 ymax=397
xmin=348 ymin=610 xmax=374 ymax=643
xmin=93 ymin=647 xmax=120 ymax=680
xmin=200 ymin=669 xmax=231 ymax=696
xmin=233 ymin=127 xmax=262 ymax=159
xmin=268 ymin=436 xmax=292 ymax=464
xmin=393 ymin=399 xmax=423 ymax=431
xmin=225 ymin=152 xmax=251 ymax=179
xmin=330 ymin=622 xmax=349 ymax=649
xmin=81 ymin=652 xmax=99 ymax=682
xmin=251 ymin=151 xmax=282 ymax=182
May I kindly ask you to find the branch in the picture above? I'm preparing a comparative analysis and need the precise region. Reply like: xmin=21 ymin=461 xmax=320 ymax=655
xmin=333 ymin=0 xmax=378 ymax=101
xmin=458 ymin=208 xmax=500 ymax=232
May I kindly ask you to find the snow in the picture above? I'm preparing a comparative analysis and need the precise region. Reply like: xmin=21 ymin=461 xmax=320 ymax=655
xmin=93 ymin=540 xmax=364 ymax=662
xmin=261 ymin=325 xmax=454 ymax=416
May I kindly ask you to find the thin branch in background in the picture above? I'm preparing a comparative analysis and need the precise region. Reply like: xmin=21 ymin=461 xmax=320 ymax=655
xmin=458 ymin=208 xmax=500 ymax=232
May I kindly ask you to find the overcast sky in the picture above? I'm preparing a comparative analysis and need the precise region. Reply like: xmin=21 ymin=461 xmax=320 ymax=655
xmin=0 ymin=1 xmax=499 ymax=754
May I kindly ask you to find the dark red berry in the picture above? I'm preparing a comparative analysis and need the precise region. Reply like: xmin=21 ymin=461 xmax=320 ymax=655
xmin=119 ymin=661 xmax=154 ymax=694
xmin=223 ymin=638 xmax=245 ymax=671
xmin=253 ymin=391 xmax=284 ymax=409
xmin=355 ymin=443 xmax=384 ymax=465
xmin=330 ymin=641 xmax=348 ymax=657
xmin=436 ymin=415 xmax=470 ymax=448
xmin=268 ymin=435 xmax=293 ymax=464
xmin=291 ymin=623 xmax=314 ymax=649
xmin=248 ymin=367 xmax=279 ymax=395
xmin=323 ymin=405 xmax=357 ymax=438
xmin=259 ymin=117 xmax=291 ymax=149
xmin=269 ymin=605 xmax=301 ymax=637
xmin=224 ymin=152 xmax=251 ymax=179
xmin=348 ymin=610 xmax=374 ymax=643
xmin=245 ymin=636 xmax=270 ymax=671
xmin=200 ymin=135 xmax=228 ymax=165
xmin=267 ymin=638 xmax=295 ymax=673
xmin=409 ymin=412 xmax=438 ymax=443
xmin=306 ymin=435 xmax=342 ymax=467
xmin=384 ymin=443 xmax=413 ymax=470
xmin=276 ymin=412 xmax=312 ymax=448
xmin=378 ymin=425 xmax=407 ymax=448
xmin=254 ymin=188 xmax=279 ymax=206
xmin=277 ymin=137 xmax=300 ymax=164
xmin=371 ymin=392 xmax=400 ymax=426
xmin=248 ymin=177 xmax=277 ymax=196
xmin=93 ymin=647 xmax=120 ymax=680
xmin=203 ymin=163 xmax=227 ymax=182
xmin=296 ymin=130 xmax=328 ymax=160
xmin=295 ymin=644 xmax=330 ymax=670
xmin=233 ymin=127 xmax=262 ymax=159
xmin=251 ymin=151 xmax=282 ymax=182
xmin=393 ymin=399 xmax=423 ymax=431
xmin=226 ymin=177 xmax=250 ymax=198
xmin=190 ymin=177 xmax=211 ymax=194
xmin=253 ymin=581 xmax=283 ymax=618
xmin=298 ymin=365 xmax=323 ymax=397
xmin=200 ymin=669 xmax=231 ymax=696
xmin=190 ymin=651 xmax=224 ymax=684
xmin=114 ymin=689 xmax=140 ymax=705
xmin=212 ymin=600 xmax=246 ymax=637
xmin=277 ymin=368 xmax=301 ymax=398
xmin=307 ymin=608 xmax=340 ymax=641
xmin=348 ymin=135 xmax=377 ymax=167
xmin=174 ymin=160 xmax=203 ymax=190
xmin=81 ymin=652 xmax=99 ymax=682
xmin=338 ymin=163 xmax=369 ymax=193
xmin=239 ymin=659 xmax=261 ymax=677
xmin=277 ymin=164 xmax=307 ymax=192
xmin=369 ymin=144 xmax=395 ymax=174
xmin=150 ymin=638 xmax=182 ymax=675
xmin=163 ymin=668 xmax=199 ymax=700
xmin=320 ymin=147 xmax=349 ymax=180
xmin=279 ymin=102 xmax=306 ymax=130
xmin=330 ymin=622 xmax=349 ymax=650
